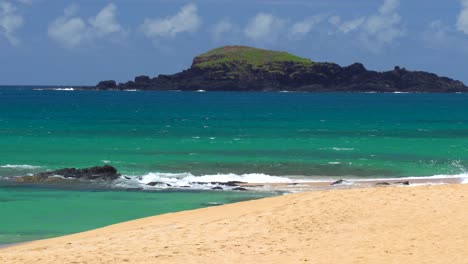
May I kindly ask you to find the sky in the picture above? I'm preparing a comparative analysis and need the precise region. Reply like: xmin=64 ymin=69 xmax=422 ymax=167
xmin=1 ymin=0 xmax=468 ymax=85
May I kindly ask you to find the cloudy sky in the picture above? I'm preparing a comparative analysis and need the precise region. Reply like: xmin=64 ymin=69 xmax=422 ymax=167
xmin=1 ymin=0 xmax=468 ymax=85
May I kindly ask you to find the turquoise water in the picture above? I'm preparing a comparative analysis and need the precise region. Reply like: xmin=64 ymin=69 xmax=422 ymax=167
xmin=1 ymin=87 xmax=467 ymax=177
xmin=0 ymin=184 xmax=271 ymax=244
xmin=1 ymin=86 xmax=468 ymax=243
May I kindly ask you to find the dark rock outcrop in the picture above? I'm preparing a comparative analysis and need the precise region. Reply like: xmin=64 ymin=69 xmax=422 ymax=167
xmin=395 ymin=181 xmax=410 ymax=185
xmin=146 ymin=181 xmax=172 ymax=187
xmin=191 ymin=181 xmax=247 ymax=186
xmin=15 ymin=165 xmax=120 ymax=183
xmin=375 ymin=182 xmax=391 ymax=186
xmin=331 ymin=179 xmax=350 ymax=185
xmin=96 ymin=80 xmax=117 ymax=90
xmin=232 ymin=187 xmax=248 ymax=191
xmin=92 ymin=46 xmax=468 ymax=93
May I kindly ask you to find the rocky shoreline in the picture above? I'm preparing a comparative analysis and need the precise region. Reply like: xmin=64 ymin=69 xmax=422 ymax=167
xmin=14 ymin=165 xmax=121 ymax=183
xmin=12 ymin=165 xmax=465 ymax=193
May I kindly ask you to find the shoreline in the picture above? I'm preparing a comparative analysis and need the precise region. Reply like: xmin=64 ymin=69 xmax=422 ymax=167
xmin=0 ymin=243 xmax=21 ymax=249
xmin=1 ymin=183 xmax=467 ymax=263
xmin=248 ymin=175 xmax=466 ymax=192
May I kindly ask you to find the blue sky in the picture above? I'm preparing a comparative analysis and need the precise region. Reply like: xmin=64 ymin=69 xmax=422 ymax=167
xmin=1 ymin=0 xmax=468 ymax=85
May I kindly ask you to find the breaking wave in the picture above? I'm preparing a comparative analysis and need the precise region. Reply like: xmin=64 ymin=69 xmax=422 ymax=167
xmin=53 ymin=88 xmax=74 ymax=91
xmin=111 ymin=170 xmax=468 ymax=191
xmin=114 ymin=172 xmax=293 ymax=190
xmin=0 ymin=164 xmax=42 ymax=170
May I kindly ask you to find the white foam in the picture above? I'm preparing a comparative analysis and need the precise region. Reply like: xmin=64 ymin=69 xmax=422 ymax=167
xmin=332 ymin=147 xmax=354 ymax=151
xmin=112 ymin=171 xmax=468 ymax=191
xmin=115 ymin=172 xmax=293 ymax=190
xmin=0 ymin=164 xmax=42 ymax=169
xmin=53 ymin=88 xmax=74 ymax=91
xmin=343 ymin=173 xmax=468 ymax=182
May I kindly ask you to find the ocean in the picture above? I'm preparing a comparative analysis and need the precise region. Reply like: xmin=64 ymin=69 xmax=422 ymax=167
xmin=1 ymin=86 xmax=467 ymax=244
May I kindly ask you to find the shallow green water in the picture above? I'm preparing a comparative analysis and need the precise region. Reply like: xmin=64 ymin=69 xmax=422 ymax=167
xmin=0 ymin=184 xmax=271 ymax=244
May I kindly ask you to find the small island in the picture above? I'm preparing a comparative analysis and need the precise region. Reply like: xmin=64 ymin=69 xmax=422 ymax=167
xmin=96 ymin=46 xmax=467 ymax=93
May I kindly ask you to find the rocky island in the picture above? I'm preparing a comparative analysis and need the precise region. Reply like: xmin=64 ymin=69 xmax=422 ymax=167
xmin=95 ymin=46 xmax=467 ymax=93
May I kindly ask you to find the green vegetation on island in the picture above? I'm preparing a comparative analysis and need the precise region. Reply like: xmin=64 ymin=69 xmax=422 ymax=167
xmin=192 ymin=46 xmax=313 ymax=69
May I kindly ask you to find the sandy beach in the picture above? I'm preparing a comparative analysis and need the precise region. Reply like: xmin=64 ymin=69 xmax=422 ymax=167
xmin=1 ymin=183 xmax=467 ymax=264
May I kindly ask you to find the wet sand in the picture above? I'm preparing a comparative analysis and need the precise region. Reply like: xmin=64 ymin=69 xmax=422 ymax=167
xmin=240 ymin=175 xmax=465 ymax=192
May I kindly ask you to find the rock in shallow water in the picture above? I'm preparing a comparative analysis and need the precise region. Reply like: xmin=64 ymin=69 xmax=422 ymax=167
xmin=146 ymin=182 xmax=172 ymax=187
xmin=232 ymin=187 xmax=248 ymax=191
xmin=330 ymin=179 xmax=350 ymax=186
xmin=15 ymin=165 xmax=121 ymax=183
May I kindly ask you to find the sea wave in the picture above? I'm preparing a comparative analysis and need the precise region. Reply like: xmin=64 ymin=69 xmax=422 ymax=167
xmin=53 ymin=88 xmax=74 ymax=91
xmin=112 ymin=171 xmax=468 ymax=190
xmin=331 ymin=147 xmax=354 ymax=151
xmin=0 ymin=164 xmax=42 ymax=169
xmin=345 ymin=173 xmax=468 ymax=182
xmin=114 ymin=172 xmax=293 ymax=190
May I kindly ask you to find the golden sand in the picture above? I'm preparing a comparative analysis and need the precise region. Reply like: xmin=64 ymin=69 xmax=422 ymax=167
xmin=1 ymin=184 xmax=467 ymax=264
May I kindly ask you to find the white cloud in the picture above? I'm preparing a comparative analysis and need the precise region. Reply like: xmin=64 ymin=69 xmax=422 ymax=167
xmin=378 ymin=0 xmax=399 ymax=14
xmin=0 ymin=1 xmax=23 ymax=45
xmin=457 ymin=0 xmax=468 ymax=34
xmin=244 ymin=13 xmax=284 ymax=43
xmin=424 ymin=20 xmax=450 ymax=47
xmin=89 ymin=3 xmax=122 ymax=35
xmin=48 ymin=16 xmax=87 ymax=48
xmin=363 ymin=0 xmax=404 ymax=50
xmin=289 ymin=15 xmax=323 ymax=39
xmin=140 ymin=4 xmax=201 ymax=39
xmin=328 ymin=16 xmax=341 ymax=26
xmin=338 ymin=17 xmax=365 ymax=34
xmin=329 ymin=0 xmax=404 ymax=52
xmin=423 ymin=20 xmax=468 ymax=54
xmin=48 ymin=3 xmax=124 ymax=49
xmin=211 ymin=19 xmax=239 ymax=42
